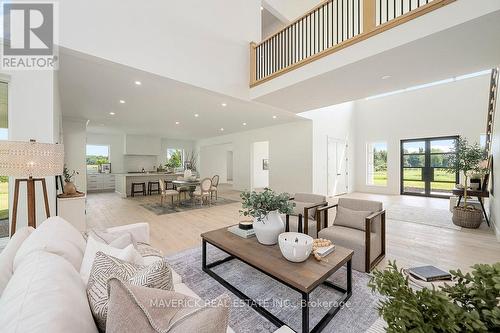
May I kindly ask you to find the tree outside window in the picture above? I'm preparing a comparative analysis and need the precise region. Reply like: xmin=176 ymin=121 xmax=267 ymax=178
xmin=166 ymin=148 xmax=183 ymax=169
xmin=367 ymin=142 xmax=388 ymax=186
xmin=86 ymin=145 xmax=110 ymax=173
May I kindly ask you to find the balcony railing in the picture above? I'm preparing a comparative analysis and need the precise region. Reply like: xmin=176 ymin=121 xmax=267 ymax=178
xmin=250 ymin=0 xmax=455 ymax=87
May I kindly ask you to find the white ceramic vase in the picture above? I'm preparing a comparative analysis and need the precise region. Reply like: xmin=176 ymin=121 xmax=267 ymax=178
xmin=253 ymin=210 xmax=284 ymax=245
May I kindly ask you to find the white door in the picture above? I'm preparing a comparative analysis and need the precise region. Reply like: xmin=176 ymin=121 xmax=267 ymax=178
xmin=327 ymin=137 xmax=348 ymax=196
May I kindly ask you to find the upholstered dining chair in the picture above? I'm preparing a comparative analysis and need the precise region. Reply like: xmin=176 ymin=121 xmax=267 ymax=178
xmin=193 ymin=178 xmax=212 ymax=206
xmin=283 ymin=193 xmax=328 ymax=238
xmin=317 ymin=198 xmax=386 ymax=272
xmin=158 ymin=178 xmax=179 ymax=207
xmin=174 ymin=176 xmax=190 ymax=200
xmin=210 ymin=175 xmax=220 ymax=200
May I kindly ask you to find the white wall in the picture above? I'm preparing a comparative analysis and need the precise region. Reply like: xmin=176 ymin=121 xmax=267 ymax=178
xmin=196 ymin=121 xmax=313 ymax=194
xmin=62 ymin=118 xmax=87 ymax=192
xmin=300 ymin=101 xmax=356 ymax=196
xmin=199 ymin=143 xmax=233 ymax=183
xmin=264 ymin=0 xmax=322 ymax=22
xmin=86 ymin=133 xmax=125 ymax=174
xmin=489 ymin=75 xmax=500 ymax=240
xmin=59 ymin=0 xmax=261 ymax=100
xmin=252 ymin=141 xmax=269 ymax=188
xmin=5 ymin=70 xmax=58 ymax=230
xmin=354 ymin=74 xmax=489 ymax=195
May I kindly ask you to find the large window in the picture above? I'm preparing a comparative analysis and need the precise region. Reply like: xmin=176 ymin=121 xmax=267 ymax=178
xmin=0 ymin=82 xmax=8 ymax=239
xmin=166 ymin=148 xmax=184 ymax=169
xmin=86 ymin=145 xmax=110 ymax=173
xmin=367 ymin=142 xmax=387 ymax=186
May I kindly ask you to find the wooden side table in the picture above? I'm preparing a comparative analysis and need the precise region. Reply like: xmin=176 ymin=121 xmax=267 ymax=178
xmin=451 ymin=189 xmax=490 ymax=227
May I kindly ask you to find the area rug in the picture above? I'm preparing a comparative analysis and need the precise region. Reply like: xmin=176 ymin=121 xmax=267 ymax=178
xmin=140 ymin=197 xmax=238 ymax=215
xmin=386 ymin=204 xmax=461 ymax=230
xmin=166 ymin=246 xmax=381 ymax=333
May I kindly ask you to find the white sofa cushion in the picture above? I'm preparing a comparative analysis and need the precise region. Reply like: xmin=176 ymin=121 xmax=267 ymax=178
xmin=106 ymin=223 xmax=150 ymax=244
xmin=0 ymin=226 xmax=34 ymax=296
xmin=0 ymin=250 xmax=98 ymax=333
xmin=13 ymin=216 xmax=86 ymax=272
xmin=80 ymin=235 xmax=144 ymax=284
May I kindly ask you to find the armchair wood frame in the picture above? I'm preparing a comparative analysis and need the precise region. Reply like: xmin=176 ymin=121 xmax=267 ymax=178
xmin=316 ymin=204 xmax=386 ymax=272
xmin=285 ymin=197 xmax=327 ymax=237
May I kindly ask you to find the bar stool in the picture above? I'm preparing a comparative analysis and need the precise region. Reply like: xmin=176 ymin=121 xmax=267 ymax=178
xmin=148 ymin=181 xmax=160 ymax=195
xmin=131 ymin=182 xmax=146 ymax=197
xmin=165 ymin=180 xmax=174 ymax=190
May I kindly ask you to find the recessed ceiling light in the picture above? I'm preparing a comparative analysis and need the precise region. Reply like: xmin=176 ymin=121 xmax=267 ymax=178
xmin=272 ymin=115 xmax=277 ymax=119
xmin=175 ymin=121 xmax=180 ymax=125
xmin=221 ymin=103 xmax=227 ymax=107
xmin=381 ymin=75 xmax=391 ymax=80
xmin=220 ymin=128 xmax=224 ymax=131
xmin=194 ymin=114 xmax=199 ymax=118
xmin=109 ymin=112 xmax=115 ymax=115
xmin=134 ymin=81 xmax=142 ymax=85
xmin=119 ymin=100 xmax=125 ymax=104
xmin=242 ymin=122 xmax=247 ymax=126
xmin=260 ymin=6 xmax=264 ymax=11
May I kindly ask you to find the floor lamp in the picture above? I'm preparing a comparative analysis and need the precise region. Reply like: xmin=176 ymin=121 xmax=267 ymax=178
xmin=0 ymin=140 xmax=64 ymax=236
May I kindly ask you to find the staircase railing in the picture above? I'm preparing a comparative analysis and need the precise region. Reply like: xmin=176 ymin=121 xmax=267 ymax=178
xmin=485 ymin=68 xmax=499 ymax=157
xmin=250 ymin=0 xmax=455 ymax=87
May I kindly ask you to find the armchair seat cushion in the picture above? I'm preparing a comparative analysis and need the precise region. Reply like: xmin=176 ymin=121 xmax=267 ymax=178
xmin=211 ymin=186 xmax=217 ymax=191
xmin=162 ymin=190 xmax=179 ymax=196
xmin=318 ymin=225 xmax=381 ymax=272
xmin=334 ymin=206 xmax=372 ymax=231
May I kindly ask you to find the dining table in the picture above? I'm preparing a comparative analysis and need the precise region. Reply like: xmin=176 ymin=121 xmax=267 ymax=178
xmin=172 ymin=179 xmax=200 ymax=205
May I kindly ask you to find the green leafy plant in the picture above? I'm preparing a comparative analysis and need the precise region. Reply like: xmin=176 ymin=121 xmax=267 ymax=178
xmin=63 ymin=165 xmax=79 ymax=183
xmin=447 ymin=138 xmax=487 ymax=209
xmin=369 ymin=261 xmax=500 ymax=333
xmin=239 ymin=188 xmax=294 ymax=222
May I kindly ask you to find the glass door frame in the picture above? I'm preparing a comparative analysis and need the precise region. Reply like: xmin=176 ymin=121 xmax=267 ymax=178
xmin=400 ymin=135 xmax=459 ymax=198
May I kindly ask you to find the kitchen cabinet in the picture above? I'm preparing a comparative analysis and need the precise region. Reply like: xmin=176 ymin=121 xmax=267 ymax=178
xmin=87 ymin=173 xmax=115 ymax=192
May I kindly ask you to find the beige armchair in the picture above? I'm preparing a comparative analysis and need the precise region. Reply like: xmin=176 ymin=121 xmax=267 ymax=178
xmin=317 ymin=198 xmax=385 ymax=272
xmin=284 ymin=193 xmax=327 ymax=238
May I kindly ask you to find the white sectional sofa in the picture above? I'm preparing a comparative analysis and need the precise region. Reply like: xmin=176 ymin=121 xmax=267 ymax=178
xmin=0 ymin=217 xmax=292 ymax=333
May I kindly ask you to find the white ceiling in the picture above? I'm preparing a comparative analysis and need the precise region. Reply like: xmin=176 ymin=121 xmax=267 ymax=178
xmin=58 ymin=49 xmax=303 ymax=139
xmin=254 ymin=10 xmax=500 ymax=113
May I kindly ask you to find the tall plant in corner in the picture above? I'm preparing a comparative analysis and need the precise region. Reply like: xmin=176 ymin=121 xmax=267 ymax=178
xmin=447 ymin=138 xmax=487 ymax=228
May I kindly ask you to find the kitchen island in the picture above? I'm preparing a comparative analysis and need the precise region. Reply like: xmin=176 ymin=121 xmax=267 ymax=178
xmin=114 ymin=172 xmax=184 ymax=198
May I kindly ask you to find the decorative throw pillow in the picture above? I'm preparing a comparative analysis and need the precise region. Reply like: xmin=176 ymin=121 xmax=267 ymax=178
xmin=87 ymin=252 xmax=173 ymax=332
xmin=293 ymin=201 xmax=318 ymax=220
xmin=136 ymin=242 xmax=163 ymax=259
xmin=83 ymin=229 xmax=135 ymax=249
xmin=106 ymin=278 xmax=230 ymax=333
xmin=80 ymin=235 xmax=144 ymax=284
xmin=333 ymin=206 xmax=372 ymax=231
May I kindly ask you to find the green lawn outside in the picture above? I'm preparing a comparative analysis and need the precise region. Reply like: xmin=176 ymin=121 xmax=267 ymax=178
xmin=373 ymin=169 xmax=456 ymax=191
xmin=0 ymin=181 xmax=8 ymax=220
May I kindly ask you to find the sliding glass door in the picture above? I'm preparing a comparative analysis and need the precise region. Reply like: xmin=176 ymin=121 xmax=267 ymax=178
xmin=401 ymin=136 xmax=458 ymax=197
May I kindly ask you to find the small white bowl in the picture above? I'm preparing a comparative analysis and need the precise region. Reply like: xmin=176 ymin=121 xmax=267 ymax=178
xmin=278 ymin=232 xmax=313 ymax=263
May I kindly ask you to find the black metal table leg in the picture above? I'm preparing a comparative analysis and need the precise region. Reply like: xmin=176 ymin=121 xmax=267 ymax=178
xmin=478 ymin=197 xmax=490 ymax=227
xmin=302 ymin=292 xmax=309 ymax=333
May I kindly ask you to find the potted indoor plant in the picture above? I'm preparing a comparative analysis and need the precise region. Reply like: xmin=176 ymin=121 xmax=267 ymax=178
xmin=240 ymin=188 xmax=294 ymax=245
xmin=447 ymin=138 xmax=487 ymax=228
xmin=63 ymin=165 xmax=79 ymax=195
xmin=369 ymin=261 xmax=500 ymax=332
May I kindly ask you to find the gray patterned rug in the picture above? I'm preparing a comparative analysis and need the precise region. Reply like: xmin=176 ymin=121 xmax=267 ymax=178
xmin=386 ymin=204 xmax=461 ymax=230
xmin=166 ymin=246 xmax=381 ymax=333
xmin=140 ymin=197 xmax=238 ymax=215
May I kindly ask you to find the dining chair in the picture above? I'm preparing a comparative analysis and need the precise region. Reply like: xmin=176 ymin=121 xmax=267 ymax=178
xmin=175 ymin=176 xmax=190 ymax=200
xmin=210 ymin=175 xmax=220 ymax=200
xmin=193 ymin=178 xmax=212 ymax=206
xmin=159 ymin=178 xmax=179 ymax=207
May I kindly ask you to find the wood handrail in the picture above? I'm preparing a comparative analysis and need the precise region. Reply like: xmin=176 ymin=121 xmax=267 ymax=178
xmin=250 ymin=0 xmax=456 ymax=87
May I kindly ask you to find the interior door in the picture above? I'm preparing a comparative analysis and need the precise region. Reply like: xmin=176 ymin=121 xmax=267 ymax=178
xmin=327 ymin=138 xmax=348 ymax=196
xmin=401 ymin=136 xmax=458 ymax=197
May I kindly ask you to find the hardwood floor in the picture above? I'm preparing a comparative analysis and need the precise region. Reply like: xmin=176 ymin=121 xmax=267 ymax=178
xmin=86 ymin=185 xmax=500 ymax=272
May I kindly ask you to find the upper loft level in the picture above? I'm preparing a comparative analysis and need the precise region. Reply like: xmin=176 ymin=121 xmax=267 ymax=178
xmin=249 ymin=0 xmax=500 ymax=111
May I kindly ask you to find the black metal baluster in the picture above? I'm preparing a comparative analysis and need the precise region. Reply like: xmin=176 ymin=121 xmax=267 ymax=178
xmin=347 ymin=0 xmax=349 ymax=39
xmin=357 ymin=0 xmax=360 ymax=35
xmin=401 ymin=0 xmax=404 ymax=15
xmin=386 ymin=0 xmax=388 ymax=23
xmin=393 ymin=0 xmax=396 ymax=19
xmin=352 ymin=0 xmax=355 ymax=38
xmin=336 ymin=0 xmax=339 ymax=44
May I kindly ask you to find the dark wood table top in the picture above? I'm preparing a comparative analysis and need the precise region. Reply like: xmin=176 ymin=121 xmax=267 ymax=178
xmin=201 ymin=227 xmax=353 ymax=293
xmin=451 ymin=188 xmax=489 ymax=197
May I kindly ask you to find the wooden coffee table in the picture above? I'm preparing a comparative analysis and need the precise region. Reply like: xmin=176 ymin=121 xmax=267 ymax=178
xmin=201 ymin=227 xmax=354 ymax=333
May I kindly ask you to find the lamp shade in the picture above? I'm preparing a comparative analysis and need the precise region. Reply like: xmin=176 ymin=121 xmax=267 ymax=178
xmin=0 ymin=140 xmax=64 ymax=177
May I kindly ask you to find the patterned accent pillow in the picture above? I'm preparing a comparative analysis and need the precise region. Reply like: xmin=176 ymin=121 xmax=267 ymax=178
xmin=86 ymin=251 xmax=173 ymax=332
xmin=136 ymin=242 xmax=163 ymax=259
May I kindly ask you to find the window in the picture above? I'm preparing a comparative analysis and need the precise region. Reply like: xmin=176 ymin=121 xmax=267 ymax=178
xmin=166 ymin=148 xmax=183 ymax=169
xmin=86 ymin=145 xmax=110 ymax=173
xmin=367 ymin=142 xmax=387 ymax=186
xmin=0 ymin=82 xmax=8 ymax=239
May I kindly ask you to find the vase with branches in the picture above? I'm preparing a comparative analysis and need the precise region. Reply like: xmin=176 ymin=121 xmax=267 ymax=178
xmin=62 ymin=165 xmax=79 ymax=195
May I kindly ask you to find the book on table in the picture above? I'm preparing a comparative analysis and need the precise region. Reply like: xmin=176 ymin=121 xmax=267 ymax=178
xmin=407 ymin=265 xmax=452 ymax=282
xmin=227 ymin=225 xmax=255 ymax=238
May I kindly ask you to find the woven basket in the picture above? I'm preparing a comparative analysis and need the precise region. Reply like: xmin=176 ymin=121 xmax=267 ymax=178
xmin=452 ymin=207 xmax=482 ymax=228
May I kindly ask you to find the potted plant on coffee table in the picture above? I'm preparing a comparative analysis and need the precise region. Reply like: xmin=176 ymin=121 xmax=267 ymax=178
xmin=447 ymin=138 xmax=487 ymax=228
xmin=240 ymin=188 xmax=294 ymax=245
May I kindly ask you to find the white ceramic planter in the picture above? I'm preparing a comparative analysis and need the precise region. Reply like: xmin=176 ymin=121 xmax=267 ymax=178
xmin=253 ymin=211 xmax=284 ymax=245
xmin=278 ymin=232 xmax=313 ymax=263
